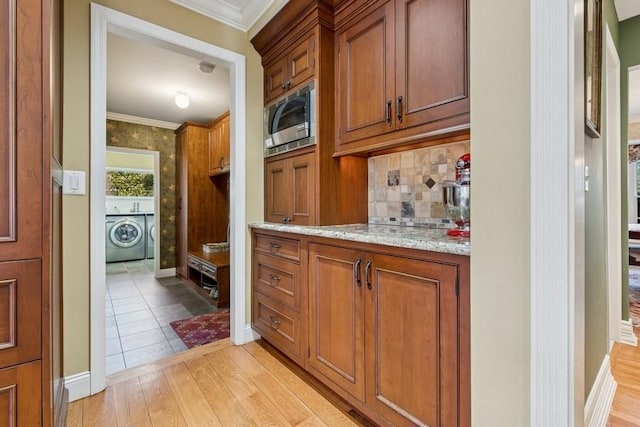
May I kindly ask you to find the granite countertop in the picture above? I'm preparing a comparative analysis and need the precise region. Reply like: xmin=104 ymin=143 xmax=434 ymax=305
xmin=249 ymin=223 xmax=470 ymax=256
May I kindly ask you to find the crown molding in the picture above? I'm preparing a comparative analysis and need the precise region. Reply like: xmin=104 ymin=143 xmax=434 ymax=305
xmin=106 ymin=112 xmax=180 ymax=130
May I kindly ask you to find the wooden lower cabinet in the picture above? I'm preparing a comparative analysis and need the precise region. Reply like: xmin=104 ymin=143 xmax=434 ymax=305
xmin=0 ymin=361 xmax=42 ymax=426
xmin=308 ymin=242 xmax=461 ymax=426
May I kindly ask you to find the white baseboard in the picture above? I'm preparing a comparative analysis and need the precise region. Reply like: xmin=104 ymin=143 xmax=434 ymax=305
xmin=584 ymin=355 xmax=617 ymax=427
xmin=155 ymin=267 xmax=176 ymax=278
xmin=620 ymin=319 xmax=638 ymax=347
xmin=65 ymin=371 xmax=91 ymax=402
xmin=244 ymin=324 xmax=260 ymax=343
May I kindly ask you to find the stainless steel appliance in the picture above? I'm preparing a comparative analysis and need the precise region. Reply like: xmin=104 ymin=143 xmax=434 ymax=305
xmin=105 ymin=214 xmax=146 ymax=262
xmin=264 ymin=80 xmax=315 ymax=157
xmin=145 ymin=213 xmax=155 ymax=259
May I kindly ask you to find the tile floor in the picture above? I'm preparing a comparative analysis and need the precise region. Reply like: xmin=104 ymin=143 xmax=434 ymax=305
xmin=105 ymin=260 xmax=219 ymax=375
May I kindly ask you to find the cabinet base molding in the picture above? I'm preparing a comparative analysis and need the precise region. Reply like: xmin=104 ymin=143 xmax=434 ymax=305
xmin=245 ymin=324 xmax=261 ymax=343
xmin=584 ymin=355 xmax=616 ymax=427
xmin=65 ymin=371 xmax=91 ymax=402
xmin=620 ymin=319 xmax=638 ymax=347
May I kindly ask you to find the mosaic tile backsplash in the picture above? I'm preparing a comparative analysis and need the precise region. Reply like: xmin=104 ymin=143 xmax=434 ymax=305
xmin=368 ymin=140 xmax=470 ymax=227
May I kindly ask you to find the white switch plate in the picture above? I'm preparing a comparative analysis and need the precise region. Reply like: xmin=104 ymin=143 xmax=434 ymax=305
xmin=63 ymin=170 xmax=86 ymax=195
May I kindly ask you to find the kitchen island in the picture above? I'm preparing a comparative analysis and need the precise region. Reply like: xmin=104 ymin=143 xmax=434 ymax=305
xmin=249 ymin=223 xmax=470 ymax=427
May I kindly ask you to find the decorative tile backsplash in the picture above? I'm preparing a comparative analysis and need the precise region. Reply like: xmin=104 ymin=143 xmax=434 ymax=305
xmin=368 ymin=140 xmax=470 ymax=227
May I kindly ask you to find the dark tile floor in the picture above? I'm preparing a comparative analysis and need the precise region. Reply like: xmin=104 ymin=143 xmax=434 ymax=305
xmin=105 ymin=260 xmax=218 ymax=375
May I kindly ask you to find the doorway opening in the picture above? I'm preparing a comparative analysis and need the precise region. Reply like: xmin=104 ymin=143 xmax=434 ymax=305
xmin=90 ymin=4 xmax=248 ymax=395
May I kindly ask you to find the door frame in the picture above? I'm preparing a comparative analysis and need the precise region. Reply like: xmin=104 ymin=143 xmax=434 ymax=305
xmin=90 ymin=4 xmax=248 ymax=394
xmin=604 ymin=24 xmax=623 ymax=347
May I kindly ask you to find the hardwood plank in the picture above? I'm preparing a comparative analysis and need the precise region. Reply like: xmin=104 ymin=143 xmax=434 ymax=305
xmin=81 ymin=386 xmax=117 ymax=427
xmin=608 ymin=328 xmax=640 ymax=425
xmin=113 ymin=377 xmax=152 ymax=426
xmin=243 ymin=342 xmax=357 ymax=426
xmin=162 ymin=363 xmax=222 ymax=426
xmin=185 ymin=355 xmax=258 ymax=426
xmin=220 ymin=346 xmax=320 ymax=426
xmin=138 ymin=370 xmax=188 ymax=427
xmin=204 ymin=348 xmax=292 ymax=426
xmin=65 ymin=400 xmax=83 ymax=427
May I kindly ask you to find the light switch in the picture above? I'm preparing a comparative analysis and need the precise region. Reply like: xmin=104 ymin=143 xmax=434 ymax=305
xmin=63 ymin=170 xmax=86 ymax=195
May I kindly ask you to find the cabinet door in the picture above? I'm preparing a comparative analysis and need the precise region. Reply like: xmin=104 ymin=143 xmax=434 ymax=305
xmin=207 ymin=125 xmax=219 ymax=175
xmin=308 ymin=243 xmax=365 ymax=402
xmin=218 ymin=114 xmax=230 ymax=171
xmin=395 ymin=0 xmax=469 ymax=130
xmin=265 ymin=56 xmax=288 ymax=103
xmin=264 ymin=158 xmax=291 ymax=223
xmin=365 ymin=253 xmax=459 ymax=426
xmin=336 ymin=2 xmax=395 ymax=147
xmin=287 ymin=33 xmax=315 ymax=89
xmin=0 ymin=361 xmax=41 ymax=426
xmin=290 ymin=152 xmax=315 ymax=225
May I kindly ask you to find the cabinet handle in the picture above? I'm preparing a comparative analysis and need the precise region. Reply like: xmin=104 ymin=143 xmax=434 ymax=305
xmin=385 ymin=100 xmax=392 ymax=125
xmin=354 ymin=258 xmax=362 ymax=287
xmin=220 ymin=157 xmax=224 ymax=169
xmin=397 ymin=96 xmax=403 ymax=123
xmin=287 ymin=80 xmax=292 ymax=88
xmin=269 ymin=242 xmax=281 ymax=252
xmin=281 ymin=83 xmax=286 ymax=90
xmin=269 ymin=274 xmax=281 ymax=286
xmin=282 ymin=217 xmax=292 ymax=224
xmin=269 ymin=315 xmax=281 ymax=329
xmin=365 ymin=260 xmax=372 ymax=290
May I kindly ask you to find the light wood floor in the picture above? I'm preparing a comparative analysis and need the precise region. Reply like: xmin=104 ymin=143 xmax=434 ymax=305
xmin=66 ymin=339 xmax=358 ymax=426
xmin=607 ymin=328 xmax=640 ymax=426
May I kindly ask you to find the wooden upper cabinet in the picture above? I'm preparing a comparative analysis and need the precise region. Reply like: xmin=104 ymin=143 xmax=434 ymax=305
xmin=208 ymin=112 xmax=230 ymax=176
xmin=396 ymin=0 xmax=469 ymax=130
xmin=336 ymin=2 xmax=395 ymax=144
xmin=264 ymin=32 xmax=316 ymax=103
xmin=335 ymin=0 xmax=469 ymax=155
xmin=265 ymin=151 xmax=316 ymax=225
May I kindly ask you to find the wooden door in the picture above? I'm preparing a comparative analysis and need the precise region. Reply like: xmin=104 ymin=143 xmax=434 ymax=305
xmin=336 ymin=1 xmax=395 ymax=147
xmin=395 ymin=0 xmax=469 ymax=130
xmin=365 ymin=253 xmax=459 ymax=426
xmin=264 ymin=157 xmax=291 ymax=223
xmin=290 ymin=152 xmax=315 ymax=225
xmin=287 ymin=32 xmax=315 ymax=90
xmin=207 ymin=125 xmax=219 ymax=175
xmin=308 ymin=243 xmax=365 ymax=402
xmin=175 ymin=130 xmax=188 ymax=277
xmin=264 ymin=56 xmax=288 ymax=103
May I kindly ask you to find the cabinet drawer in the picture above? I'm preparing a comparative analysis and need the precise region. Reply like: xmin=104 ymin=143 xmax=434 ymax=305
xmin=200 ymin=262 xmax=217 ymax=281
xmin=252 ymin=293 xmax=303 ymax=364
xmin=0 ymin=361 xmax=41 ymax=426
xmin=0 ymin=260 xmax=41 ymax=368
xmin=254 ymin=234 xmax=300 ymax=262
xmin=254 ymin=253 xmax=299 ymax=310
xmin=187 ymin=255 xmax=201 ymax=270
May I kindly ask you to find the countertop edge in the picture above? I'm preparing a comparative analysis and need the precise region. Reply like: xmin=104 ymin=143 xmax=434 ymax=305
xmin=248 ymin=222 xmax=471 ymax=257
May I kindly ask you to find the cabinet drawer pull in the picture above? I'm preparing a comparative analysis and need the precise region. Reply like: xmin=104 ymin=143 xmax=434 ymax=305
xmin=287 ymin=80 xmax=292 ymax=88
xmin=281 ymin=83 xmax=286 ymax=90
xmin=397 ymin=96 xmax=403 ymax=123
xmin=354 ymin=258 xmax=362 ymax=287
xmin=269 ymin=242 xmax=281 ymax=252
xmin=269 ymin=315 xmax=281 ymax=329
xmin=385 ymin=99 xmax=392 ymax=125
xmin=365 ymin=260 xmax=372 ymax=290
xmin=269 ymin=274 xmax=281 ymax=285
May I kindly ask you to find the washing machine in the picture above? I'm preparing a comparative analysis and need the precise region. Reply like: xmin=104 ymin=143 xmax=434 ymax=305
xmin=106 ymin=215 xmax=146 ymax=263
xmin=145 ymin=213 xmax=155 ymax=259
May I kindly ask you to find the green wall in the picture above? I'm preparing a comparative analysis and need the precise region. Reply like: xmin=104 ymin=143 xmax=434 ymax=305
xmin=584 ymin=0 xmax=619 ymax=399
xmin=620 ymin=14 xmax=640 ymax=321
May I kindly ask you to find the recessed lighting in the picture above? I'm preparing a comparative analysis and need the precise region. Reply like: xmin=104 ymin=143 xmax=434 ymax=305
xmin=174 ymin=92 xmax=190 ymax=109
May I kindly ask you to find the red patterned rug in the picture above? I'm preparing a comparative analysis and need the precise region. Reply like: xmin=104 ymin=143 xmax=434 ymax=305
xmin=169 ymin=310 xmax=230 ymax=349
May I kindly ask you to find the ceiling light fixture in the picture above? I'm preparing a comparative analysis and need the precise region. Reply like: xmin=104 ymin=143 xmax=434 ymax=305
xmin=199 ymin=61 xmax=215 ymax=73
xmin=174 ymin=92 xmax=190 ymax=109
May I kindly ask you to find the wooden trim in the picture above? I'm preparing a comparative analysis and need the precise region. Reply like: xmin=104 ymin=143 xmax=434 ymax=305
xmin=174 ymin=120 xmax=209 ymax=134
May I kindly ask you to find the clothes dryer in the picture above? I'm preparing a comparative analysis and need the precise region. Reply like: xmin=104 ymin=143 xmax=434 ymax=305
xmin=146 ymin=213 xmax=155 ymax=259
xmin=106 ymin=215 xmax=146 ymax=263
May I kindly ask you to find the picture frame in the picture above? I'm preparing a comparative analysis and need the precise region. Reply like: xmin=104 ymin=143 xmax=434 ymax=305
xmin=585 ymin=0 xmax=603 ymax=138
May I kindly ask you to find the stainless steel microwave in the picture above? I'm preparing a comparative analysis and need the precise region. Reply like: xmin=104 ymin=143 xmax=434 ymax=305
xmin=263 ymin=81 xmax=315 ymax=157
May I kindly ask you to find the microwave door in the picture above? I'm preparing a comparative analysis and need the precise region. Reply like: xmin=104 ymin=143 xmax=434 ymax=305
xmin=269 ymin=95 xmax=309 ymax=147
